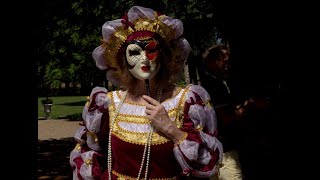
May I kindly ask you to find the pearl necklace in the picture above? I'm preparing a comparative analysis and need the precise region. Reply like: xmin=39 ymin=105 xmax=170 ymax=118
xmin=107 ymin=88 xmax=162 ymax=180
xmin=107 ymin=90 xmax=127 ymax=180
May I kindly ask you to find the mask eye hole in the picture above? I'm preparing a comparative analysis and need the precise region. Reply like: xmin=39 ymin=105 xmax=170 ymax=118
xmin=129 ymin=50 xmax=140 ymax=56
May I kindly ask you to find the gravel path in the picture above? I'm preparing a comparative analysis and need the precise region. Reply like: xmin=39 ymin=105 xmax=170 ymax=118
xmin=38 ymin=119 xmax=82 ymax=140
xmin=38 ymin=119 xmax=82 ymax=179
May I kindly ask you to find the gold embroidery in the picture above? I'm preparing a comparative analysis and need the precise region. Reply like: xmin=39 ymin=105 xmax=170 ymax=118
xmin=109 ymin=87 xmax=189 ymax=145
xmin=124 ymin=101 xmax=147 ymax=106
xmin=112 ymin=170 xmax=177 ymax=180
xmin=74 ymin=143 xmax=81 ymax=151
xmin=116 ymin=91 xmax=121 ymax=100
xmin=204 ymin=101 xmax=212 ymax=107
xmin=112 ymin=116 xmax=170 ymax=145
xmin=87 ymin=131 xmax=99 ymax=142
xmin=117 ymin=116 xmax=149 ymax=124
xmin=85 ymin=158 xmax=92 ymax=165
xmin=119 ymin=113 xmax=146 ymax=118
xmin=85 ymin=96 xmax=90 ymax=107
xmin=107 ymin=92 xmax=116 ymax=125
xmin=174 ymin=85 xmax=190 ymax=128
xmin=196 ymin=124 xmax=203 ymax=131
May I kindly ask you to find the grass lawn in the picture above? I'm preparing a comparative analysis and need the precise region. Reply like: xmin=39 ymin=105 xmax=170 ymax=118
xmin=38 ymin=96 xmax=87 ymax=120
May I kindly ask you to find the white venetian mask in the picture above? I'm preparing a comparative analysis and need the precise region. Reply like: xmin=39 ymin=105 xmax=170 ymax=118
xmin=125 ymin=39 xmax=160 ymax=80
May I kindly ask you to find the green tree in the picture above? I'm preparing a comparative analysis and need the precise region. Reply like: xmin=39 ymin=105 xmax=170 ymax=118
xmin=38 ymin=0 xmax=223 ymax=95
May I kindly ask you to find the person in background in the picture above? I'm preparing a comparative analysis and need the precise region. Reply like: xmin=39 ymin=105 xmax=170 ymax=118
xmin=69 ymin=6 xmax=223 ymax=180
xmin=200 ymin=45 xmax=272 ymax=180
xmin=200 ymin=45 xmax=245 ymax=180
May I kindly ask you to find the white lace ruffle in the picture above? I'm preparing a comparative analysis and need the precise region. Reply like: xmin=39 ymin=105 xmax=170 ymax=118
xmin=89 ymin=87 xmax=108 ymax=102
xmin=79 ymin=151 xmax=97 ymax=180
xmin=73 ymin=169 xmax=79 ymax=180
xmin=174 ymin=145 xmax=219 ymax=177
xmin=188 ymin=104 xmax=207 ymax=129
xmin=197 ymin=148 xmax=211 ymax=165
xmin=204 ymin=105 xmax=217 ymax=134
xmin=84 ymin=109 xmax=102 ymax=134
xmin=74 ymin=126 xmax=86 ymax=145
xmin=179 ymin=140 xmax=199 ymax=161
xmin=77 ymin=87 xmax=110 ymax=151
xmin=188 ymin=104 xmax=218 ymax=133
xmin=70 ymin=145 xmax=81 ymax=168
xmin=114 ymin=89 xmax=184 ymax=116
xmin=95 ymin=91 xmax=110 ymax=109
xmin=199 ymin=131 xmax=223 ymax=160
xmin=172 ymin=84 xmax=222 ymax=177
xmin=118 ymin=121 xmax=152 ymax=133
xmin=187 ymin=85 xmax=211 ymax=104
xmin=82 ymin=108 xmax=102 ymax=151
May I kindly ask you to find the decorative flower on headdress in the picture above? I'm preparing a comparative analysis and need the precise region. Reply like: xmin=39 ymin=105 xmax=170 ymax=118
xmin=92 ymin=6 xmax=191 ymax=86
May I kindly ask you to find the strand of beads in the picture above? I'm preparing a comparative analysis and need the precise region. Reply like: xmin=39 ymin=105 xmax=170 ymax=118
xmin=143 ymin=124 xmax=153 ymax=179
xmin=108 ymin=88 xmax=162 ymax=180
xmin=108 ymin=91 xmax=128 ymax=180
xmin=138 ymin=88 xmax=162 ymax=180
xmin=137 ymin=123 xmax=153 ymax=180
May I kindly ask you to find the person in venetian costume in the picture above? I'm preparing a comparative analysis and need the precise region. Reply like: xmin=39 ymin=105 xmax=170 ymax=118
xmin=69 ymin=6 xmax=223 ymax=180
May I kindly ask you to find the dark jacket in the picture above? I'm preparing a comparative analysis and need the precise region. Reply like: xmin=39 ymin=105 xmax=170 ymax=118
xmin=200 ymin=72 xmax=242 ymax=152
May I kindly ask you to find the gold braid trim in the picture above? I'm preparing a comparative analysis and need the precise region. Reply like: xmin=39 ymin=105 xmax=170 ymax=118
xmin=84 ymin=158 xmax=92 ymax=165
xmin=73 ymin=143 xmax=82 ymax=151
xmin=86 ymin=131 xmax=99 ymax=143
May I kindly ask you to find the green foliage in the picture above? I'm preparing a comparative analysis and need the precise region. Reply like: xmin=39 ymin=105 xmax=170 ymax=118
xmin=38 ymin=0 xmax=222 ymax=94
xmin=39 ymin=0 xmax=105 ymax=92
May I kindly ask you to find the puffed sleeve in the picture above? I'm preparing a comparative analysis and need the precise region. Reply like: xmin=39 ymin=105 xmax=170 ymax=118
xmin=69 ymin=86 xmax=111 ymax=180
xmin=173 ymin=85 xmax=223 ymax=178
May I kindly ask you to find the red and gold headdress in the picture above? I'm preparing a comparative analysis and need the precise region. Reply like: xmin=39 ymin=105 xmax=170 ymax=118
xmin=92 ymin=6 xmax=191 ymax=85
